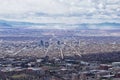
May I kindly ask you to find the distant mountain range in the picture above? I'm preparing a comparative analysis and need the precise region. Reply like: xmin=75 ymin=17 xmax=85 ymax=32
xmin=0 ymin=19 xmax=120 ymax=29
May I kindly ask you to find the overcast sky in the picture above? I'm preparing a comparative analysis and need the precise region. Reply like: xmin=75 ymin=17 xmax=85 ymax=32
xmin=0 ymin=0 xmax=120 ymax=29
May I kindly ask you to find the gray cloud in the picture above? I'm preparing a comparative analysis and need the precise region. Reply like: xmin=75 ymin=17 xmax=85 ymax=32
xmin=0 ymin=0 xmax=119 ymax=29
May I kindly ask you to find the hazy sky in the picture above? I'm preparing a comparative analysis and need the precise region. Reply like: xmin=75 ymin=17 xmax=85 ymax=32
xmin=0 ymin=0 xmax=120 ymax=29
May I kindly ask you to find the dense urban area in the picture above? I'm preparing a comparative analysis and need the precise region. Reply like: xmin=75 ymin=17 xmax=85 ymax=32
xmin=0 ymin=28 xmax=120 ymax=80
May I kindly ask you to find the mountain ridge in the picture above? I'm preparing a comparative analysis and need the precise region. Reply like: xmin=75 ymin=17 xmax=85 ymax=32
xmin=0 ymin=19 xmax=120 ymax=30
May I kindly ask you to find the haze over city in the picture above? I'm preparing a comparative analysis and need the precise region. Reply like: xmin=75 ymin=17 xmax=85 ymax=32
xmin=0 ymin=0 xmax=120 ymax=80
